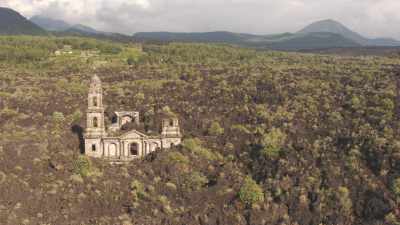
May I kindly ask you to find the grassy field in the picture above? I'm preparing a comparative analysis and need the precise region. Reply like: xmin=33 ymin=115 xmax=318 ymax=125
xmin=1 ymin=36 xmax=400 ymax=225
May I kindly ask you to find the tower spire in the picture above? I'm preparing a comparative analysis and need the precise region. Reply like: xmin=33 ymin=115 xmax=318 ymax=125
xmin=85 ymin=74 xmax=105 ymax=137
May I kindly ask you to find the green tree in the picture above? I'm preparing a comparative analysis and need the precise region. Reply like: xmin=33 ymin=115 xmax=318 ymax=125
xmin=51 ymin=111 xmax=65 ymax=137
xmin=260 ymin=128 xmax=286 ymax=158
xmin=208 ymin=121 xmax=224 ymax=136
xmin=392 ymin=178 xmax=400 ymax=197
xmin=238 ymin=176 xmax=264 ymax=206
xmin=127 ymin=56 xmax=136 ymax=65
xmin=52 ymin=111 xmax=65 ymax=124
xmin=130 ymin=179 xmax=147 ymax=201
xmin=70 ymin=110 xmax=82 ymax=124
xmin=73 ymin=155 xmax=91 ymax=177
xmin=182 ymin=171 xmax=208 ymax=191
xmin=166 ymin=152 xmax=189 ymax=165
xmin=338 ymin=186 xmax=352 ymax=215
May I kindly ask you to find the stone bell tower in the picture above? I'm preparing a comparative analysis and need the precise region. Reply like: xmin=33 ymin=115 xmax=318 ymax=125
xmin=84 ymin=75 xmax=106 ymax=156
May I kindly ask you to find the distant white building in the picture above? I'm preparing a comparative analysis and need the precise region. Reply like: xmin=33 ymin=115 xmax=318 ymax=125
xmin=84 ymin=75 xmax=182 ymax=161
xmin=55 ymin=45 xmax=73 ymax=56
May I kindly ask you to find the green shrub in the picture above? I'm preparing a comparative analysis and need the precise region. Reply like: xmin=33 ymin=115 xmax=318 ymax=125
xmin=130 ymin=180 xmax=146 ymax=201
xmin=158 ymin=195 xmax=169 ymax=205
xmin=338 ymin=186 xmax=352 ymax=214
xmin=208 ymin=121 xmax=224 ymax=136
xmin=226 ymin=154 xmax=235 ymax=161
xmin=238 ymin=176 xmax=264 ymax=206
xmin=166 ymin=152 xmax=189 ymax=165
xmin=182 ymin=171 xmax=208 ymax=191
xmin=72 ymin=155 xmax=91 ymax=177
xmin=52 ymin=111 xmax=65 ymax=123
xmin=182 ymin=138 xmax=222 ymax=161
xmin=260 ymin=128 xmax=286 ymax=158
xmin=127 ymin=56 xmax=136 ymax=65
xmin=70 ymin=110 xmax=82 ymax=123
xmin=98 ymin=42 xmax=123 ymax=54
xmin=130 ymin=180 xmax=144 ymax=191
xmin=385 ymin=213 xmax=400 ymax=225
xmin=158 ymin=195 xmax=173 ymax=214
xmin=231 ymin=124 xmax=251 ymax=135
xmin=182 ymin=138 xmax=202 ymax=152
xmin=392 ymin=178 xmax=400 ymax=197
xmin=350 ymin=96 xmax=362 ymax=109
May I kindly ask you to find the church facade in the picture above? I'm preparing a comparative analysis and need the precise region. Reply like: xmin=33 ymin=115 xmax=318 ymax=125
xmin=84 ymin=75 xmax=182 ymax=161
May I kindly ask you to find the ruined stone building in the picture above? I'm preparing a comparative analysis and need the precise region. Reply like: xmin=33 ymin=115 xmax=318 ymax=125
xmin=84 ymin=75 xmax=182 ymax=161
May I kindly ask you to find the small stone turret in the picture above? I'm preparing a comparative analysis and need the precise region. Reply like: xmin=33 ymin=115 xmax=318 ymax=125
xmin=160 ymin=108 xmax=181 ymax=137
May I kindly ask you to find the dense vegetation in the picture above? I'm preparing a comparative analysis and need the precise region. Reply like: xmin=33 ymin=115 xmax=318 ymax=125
xmin=1 ymin=36 xmax=400 ymax=225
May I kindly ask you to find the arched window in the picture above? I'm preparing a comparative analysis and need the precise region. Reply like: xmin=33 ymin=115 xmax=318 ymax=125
xmin=130 ymin=143 xmax=139 ymax=156
xmin=93 ymin=117 xmax=98 ymax=128
xmin=92 ymin=144 xmax=96 ymax=152
xmin=111 ymin=115 xmax=118 ymax=124
xmin=93 ymin=97 xmax=98 ymax=107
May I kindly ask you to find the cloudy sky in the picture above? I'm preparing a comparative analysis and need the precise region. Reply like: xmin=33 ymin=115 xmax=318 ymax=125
xmin=1 ymin=0 xmax=400 ymax=39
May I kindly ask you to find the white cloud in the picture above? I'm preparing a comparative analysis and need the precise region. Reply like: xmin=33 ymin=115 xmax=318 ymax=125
xmin=0 ymin=0 xmax=399 ymax=39
xmin=135 ymin=0 xmax=150 ymax=9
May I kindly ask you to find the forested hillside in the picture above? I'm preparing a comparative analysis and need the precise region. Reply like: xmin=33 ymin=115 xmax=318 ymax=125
xmin=0 ymin=36 xmax=400 ymax=225
xmin=133 ymin=19 xmax=400 ymax=50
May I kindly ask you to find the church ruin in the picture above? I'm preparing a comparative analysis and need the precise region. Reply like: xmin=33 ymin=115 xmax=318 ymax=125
xmin=84 ymin=75 xmax=182 ymax=161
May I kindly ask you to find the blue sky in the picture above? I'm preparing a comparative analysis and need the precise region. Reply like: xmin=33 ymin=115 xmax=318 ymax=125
xmin=1 ymin=0 xmax=400 ymax=39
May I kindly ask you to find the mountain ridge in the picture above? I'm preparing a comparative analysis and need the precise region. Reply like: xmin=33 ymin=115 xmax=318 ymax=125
xmin=1 ymin=7 xmax=399 ymax=50
xmin=298 ymin=19 xmax=369 ymax=45
xmin=30 ymin=15 xmax=70 ymax=31
xmin=29 ymin=15 xmax=134 ymax=42
xmin=297 ymin=19 xmax=400 ymax=47
xmin=133 ymin=30 xmax=364 ymax=50
xmin=134 ymin=19 xmax=400 ymax=50
xmin=30 ymin=15 xmax=104 ymax=34
xmin=0 ymin=7 xmax=47 ymax=35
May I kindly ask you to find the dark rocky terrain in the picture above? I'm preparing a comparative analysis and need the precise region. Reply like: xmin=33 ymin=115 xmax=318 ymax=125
xmin=0 ymin=36 xmax=400 ymax=224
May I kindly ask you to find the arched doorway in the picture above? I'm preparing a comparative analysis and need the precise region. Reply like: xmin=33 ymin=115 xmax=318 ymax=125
xmin=130 ymin=143 xmax=139 ymax=156
xmin=108 ymin=143 xmax=117 ymax=157
xmin=150 ymin=142 xmax=159 ymax=152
